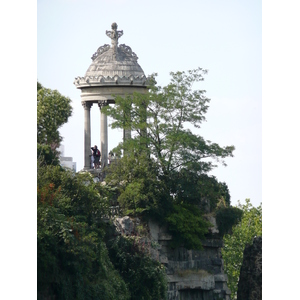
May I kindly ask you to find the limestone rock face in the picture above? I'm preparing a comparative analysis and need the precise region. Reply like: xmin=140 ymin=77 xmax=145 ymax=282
xmin=148 ymin=218 xmax=231 ymax=300
xmin=110 ymin=215 xmax=231 ymax=300
xmin=114 ymin=216 xmax=135 ymax=235
xmin=237 ymin=236 xmax=262 ymax=300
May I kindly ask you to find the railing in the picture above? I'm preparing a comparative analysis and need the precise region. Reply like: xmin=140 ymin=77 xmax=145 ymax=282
xmin=102 ymin=205 xmax=120 ymax=221
xmin=110 ymin=205 xmax=120 ymax=217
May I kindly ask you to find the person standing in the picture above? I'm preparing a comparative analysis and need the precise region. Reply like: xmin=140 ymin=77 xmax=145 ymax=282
xmin=91 ymin=145 xmax=101 ymax=169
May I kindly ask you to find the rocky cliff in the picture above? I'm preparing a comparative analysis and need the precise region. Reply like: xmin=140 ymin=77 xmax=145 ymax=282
xmin=237 ymin=236 xmax=262 ymax=300
xmin=114 ymin=215 xmax=231 ymax=300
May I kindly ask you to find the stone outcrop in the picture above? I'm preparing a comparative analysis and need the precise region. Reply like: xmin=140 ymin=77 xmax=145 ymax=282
xmin=114 ymin=216 xmax=138 ymax=236
xmin=111 ymin=213 xmax=231 ymax=300
xmin=237 ymin=236 xmax=262 ymax=300
xmin=148 ymin=217 xmax=231 ymax=300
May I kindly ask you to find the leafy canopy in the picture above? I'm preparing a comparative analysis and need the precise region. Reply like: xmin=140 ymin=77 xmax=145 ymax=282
xmin=108 ymin=235 xmax=167 ymax=300
xmin=222 ymin=199 xmax=262 ymax=299
xmin=104 ymin=68 xmax=235 ymax=249
xmin=37 ymin=82 xmax=167 ymax=299
xmin=37 ymin=82 xmax=73 ymax=165
xmin=37 ymin=164 xmax=130 ymax=300
xmin=104 ymin=68 xmax=234 ymax=177
xmin=37 ymin=82 xmax=73 ymax=147
xmin=37 ymin=162 xmax=168 ymax=299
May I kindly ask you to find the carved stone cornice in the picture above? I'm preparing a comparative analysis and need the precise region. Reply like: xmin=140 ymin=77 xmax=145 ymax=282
xmin=82 ymin=101 xmax=93 ymax=109
xmin=74 ymin=74 xmax=149 ymax=88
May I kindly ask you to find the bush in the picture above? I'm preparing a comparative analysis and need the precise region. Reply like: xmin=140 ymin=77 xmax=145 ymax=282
xmin=37 ymin=164 xmax=129 ymax=300
xmin=107 ymin=236 xmax=167 ymax=300
xmin=165 ymin=203 xmax=211 ymax=250
xmin=221 ymin=199 xmax=262 ymax=299
xmin=215 ymin=206 xmax=243 ymax=237
xmin=37 ymin=143 xmax=60 ymax=166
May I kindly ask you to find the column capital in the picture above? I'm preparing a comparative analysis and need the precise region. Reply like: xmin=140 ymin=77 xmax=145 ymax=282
xmin=82 ymin=101 xmax=93 ymax=109
xmin=98 ymin=100 xmax=108 ymax=110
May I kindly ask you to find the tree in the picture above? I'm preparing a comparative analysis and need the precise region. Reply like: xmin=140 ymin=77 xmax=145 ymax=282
xmin=221 ymin=199 xmax=262 ymax=300
xmin=37 ymin=82 xmax=73 ymax=148
xmin=37 ymin=82 xmax=73 ymax=166
xmin=37 ymin=83 xmax=167 ymax=299
xmin=104 ymin=68 xmax=234 ymax=179
xmin=37 ymin=159 xmax=168 ymax=299
xmin=103 ymin=68 xmax=235 ymax=249
xmin=108 ymin=236 xmax=167 ymax=300
xmin=37 ymin=81 xmax=43 ymax=91
xmin=37 ymin=164 xmax=130 ymax=299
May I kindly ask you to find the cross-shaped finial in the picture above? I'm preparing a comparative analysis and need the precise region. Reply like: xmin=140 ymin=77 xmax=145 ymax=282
xmin=106 ymin=22 xmax=123 ymax=48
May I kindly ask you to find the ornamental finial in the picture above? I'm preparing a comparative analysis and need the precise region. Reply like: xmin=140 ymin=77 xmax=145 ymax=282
xmin=106 ymin=23 xmax=123 ymax=58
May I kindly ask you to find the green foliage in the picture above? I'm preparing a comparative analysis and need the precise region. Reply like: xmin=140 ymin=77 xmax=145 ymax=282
xmin=37 ymin=164 xmax=129 ymax=300
xmin=37 ymin=81 xmax=43 ymax=91
xmin=107 ymin=236 xmax=167 ymax=300
xmin=197 ymin=177 xmax=231 ymax=209
xmin=103 ymin=68 xmax=235 ymax=178
xmin=103 ymin=68 xmax=235 ymax=249
xmin=165 ymin=203 xmax=211 ymax=250
xmin=37 ymin=143 xmax=60 ymax=166
xmin=105 ymin=151 xmax=172 ymax=221
xmin=170 ymin=170 xmax=231 ymax=209
xmin=37 ymin=83 xmax=73 ymax=147
xmin=37 ymin=82 xmax=73 ymax=168
xmin=221 ymin=199 xmax=262 ymax=299
xmin=215 ymin=206 xmax=243 ymax=237
xmin=37 ymin=83 xmax=168 ymax=299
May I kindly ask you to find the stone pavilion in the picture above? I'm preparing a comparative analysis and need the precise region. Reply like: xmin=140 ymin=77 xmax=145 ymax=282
xmin=74 ymin=22 xmax=149 ymax=172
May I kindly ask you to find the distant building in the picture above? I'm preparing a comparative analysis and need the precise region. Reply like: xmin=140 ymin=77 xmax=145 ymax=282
xmin=58 ymin=145 xmax=76 ymax=172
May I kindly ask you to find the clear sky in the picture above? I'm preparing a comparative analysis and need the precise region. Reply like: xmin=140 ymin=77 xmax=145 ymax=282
xmin=37 ymin=0 xmax=262 ymax=208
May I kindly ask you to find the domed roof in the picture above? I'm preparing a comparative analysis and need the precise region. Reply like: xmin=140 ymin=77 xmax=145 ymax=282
xmin=86 ymin=43 xmax=145 ymax=78
xmin=74 ymin=23 xmax=148 ymax=88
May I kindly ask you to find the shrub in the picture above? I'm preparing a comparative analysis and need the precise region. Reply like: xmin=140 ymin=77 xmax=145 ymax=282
xmin=165 ymin=203 xmax=211 ymax=250
xmin=215 ymin=206 xmax=243 ymax=237
xmin=37 ymin=164 xmax=129 ymax=299
xmin=107 ymin=236 xmax=167 ymax=300
xmin=222 ymin=199 xmax=262 ymax=299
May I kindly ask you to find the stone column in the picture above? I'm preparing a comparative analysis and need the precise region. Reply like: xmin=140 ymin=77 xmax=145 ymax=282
xmin=123 ymin=128 xmax=131 ymax=141
xmin=98 ymin=100 xmax=108 ymax=168
xmin=123 ymin=106 xmax=131 ymax=144
xmin=82 ymin=101 xmax=93 ymax=170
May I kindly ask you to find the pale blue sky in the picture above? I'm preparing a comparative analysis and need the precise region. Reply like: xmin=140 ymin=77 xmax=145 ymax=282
xmin=37 ymin=0 xmax=262 ymax=207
